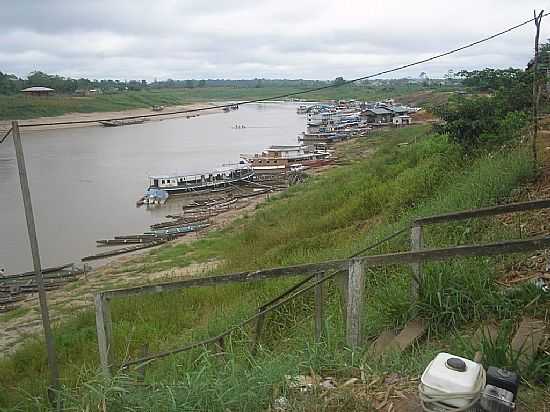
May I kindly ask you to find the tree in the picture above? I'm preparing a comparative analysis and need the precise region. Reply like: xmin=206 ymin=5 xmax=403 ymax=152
xmin=333 ymin=76 xmax=345 ymax=86
xmin=432 ymin=67 xmax=533 ymax=150
xmin=198 ymin=79 xmax=206 ymax=87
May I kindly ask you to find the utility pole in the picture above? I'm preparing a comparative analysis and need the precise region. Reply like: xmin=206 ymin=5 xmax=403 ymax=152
xmin=11 ymin=121 xmax=60 ymax=408
xmin=532 ymin=10 xmax=544 ymax=168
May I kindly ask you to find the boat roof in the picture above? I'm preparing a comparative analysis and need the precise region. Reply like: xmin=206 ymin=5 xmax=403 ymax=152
xmin=149 ymin=162 xmax=250 ymax=179
xmin=266 ymin=145 xmax=303 ymax=151
xmin=21 ymin=86 xmax=55 ymax=92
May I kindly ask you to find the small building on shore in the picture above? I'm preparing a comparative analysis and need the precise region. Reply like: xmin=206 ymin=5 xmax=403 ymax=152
xmin=361 ymin=107 xmax=393 ymax=124
xmin=20 ymin=86 xmax=55 ymax=97
xmin=393 ymin=115 xmax=412 ymax=127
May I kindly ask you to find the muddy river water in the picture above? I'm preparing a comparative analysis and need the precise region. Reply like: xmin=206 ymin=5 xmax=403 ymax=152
xmin=0 ymin=102 xmax=304 ymax=273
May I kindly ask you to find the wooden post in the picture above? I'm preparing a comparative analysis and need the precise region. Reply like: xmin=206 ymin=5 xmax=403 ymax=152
xmin=136 ymin=344 xmax=149 ymax=383
xmin=346 ymin=258 xmax=365 ymax=349
xmin=12 ymin=121 xmax=60 ymax=406
xmin=251 ymin=311 xmax=265 ymax=355
xmin=314 ymin=272 xmax=324 ymax=343
xmin=95 ymin=293 xmax=113 ymax=378
xmin=336 ymin=271 xmax=348 ymax=324
xmin=410 ymin=225 xmax=423 ymax=301
xmin=532 ymin=10 xmax=544 ymax=167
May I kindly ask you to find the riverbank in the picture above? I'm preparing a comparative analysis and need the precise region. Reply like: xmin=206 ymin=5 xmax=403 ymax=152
xmin=0 ymin=85 xmax=452 ymax=125
xmin=0 ymin=101 xmax=219 ymax=131
xmin=1 ymin=123 xmax=548 ymax=410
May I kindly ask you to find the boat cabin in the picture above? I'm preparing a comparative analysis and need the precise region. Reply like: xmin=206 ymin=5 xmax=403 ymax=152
xmin=149 ymin=163 xmax=254 ymax=193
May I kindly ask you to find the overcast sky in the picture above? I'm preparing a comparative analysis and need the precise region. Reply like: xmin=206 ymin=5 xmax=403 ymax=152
xmin=2 ymin=0 xmax=550 ymax=81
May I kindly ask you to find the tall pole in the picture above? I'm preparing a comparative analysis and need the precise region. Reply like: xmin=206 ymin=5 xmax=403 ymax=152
xmin=532 ymin=10 xmax=544 ymax=168
xmin=11 ymin=121 xmax=60 ymax=407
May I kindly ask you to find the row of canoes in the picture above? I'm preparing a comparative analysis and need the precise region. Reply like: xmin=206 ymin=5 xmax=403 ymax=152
xmin=87 ymin=223 xmax=209 ymax=261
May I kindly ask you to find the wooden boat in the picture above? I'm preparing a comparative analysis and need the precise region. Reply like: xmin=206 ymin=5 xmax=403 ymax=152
xmin=96 ymin=238 xmax=155 ymax=246
xmin=100 ymin=118 xmax=146 ymax=127
xmin=241 ymin=144 xmax=331 ymax=173
xmin=146 ymin=223 xmax=209 ymax=237
xmin=0 ymin=263 xmax=74 ymax=280
xmin=82 ymin=240 xmax=167 ymax=261
xmin=147 ymin=161 xmax=254 ymax=194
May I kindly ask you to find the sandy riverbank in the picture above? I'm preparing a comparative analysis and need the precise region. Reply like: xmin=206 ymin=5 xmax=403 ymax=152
xmin=0 ymin=102 xmax=220 ymax=132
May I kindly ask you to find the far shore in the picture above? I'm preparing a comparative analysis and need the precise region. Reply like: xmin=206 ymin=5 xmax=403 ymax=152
xmin=0 ymin=102 xmax=221 ymax=132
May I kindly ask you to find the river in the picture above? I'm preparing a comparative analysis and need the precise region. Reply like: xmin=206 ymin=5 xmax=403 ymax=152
xmin=0 ymin=102 xmax=304 ymax=273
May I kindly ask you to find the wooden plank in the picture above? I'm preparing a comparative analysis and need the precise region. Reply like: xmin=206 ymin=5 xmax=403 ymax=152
xmin=314 ymin=272 xmax=324 ymax=343
xmin=471 ymin=321 xmax=500 ymax=346
xmin=361 ymin=236 xmax=550 ymax=267
xmin=368 ymin=330 xmax=398 ymax=358
xmin=413 ymin=199 xmax=550 ymax=226
xmin=95 ymin=293 xmax=113 ymax=378
xmin=103 ymin=259 xmax=347 ymax=299
xmin=101 ymin=236 xmax=550 ymax=301
xmin=410 ymin=225 xmax=423 ymax=301
xmin=346 ymin=258 xmax=365 ymax=349
xmin=510 ymin=317 xmax=546 ymax=368
xmin=391 ymin=319 xmax=427 ymax=351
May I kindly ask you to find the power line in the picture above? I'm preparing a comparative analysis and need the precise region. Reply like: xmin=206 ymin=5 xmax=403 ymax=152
xmin=0 ymin=127 xmax=12 ymax=143
xmin=17 ymin=11 xmax=550 ymax=129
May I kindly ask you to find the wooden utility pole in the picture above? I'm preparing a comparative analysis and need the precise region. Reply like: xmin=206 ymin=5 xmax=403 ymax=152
xmin=532 ymin=10 xmax=544 ymax=167
xmin=11 ymin=121 xmax=60 ymax=407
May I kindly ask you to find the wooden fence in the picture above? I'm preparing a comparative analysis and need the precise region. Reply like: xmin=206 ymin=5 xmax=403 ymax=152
xmin=95 ymin=199 xmax=550 ymax=377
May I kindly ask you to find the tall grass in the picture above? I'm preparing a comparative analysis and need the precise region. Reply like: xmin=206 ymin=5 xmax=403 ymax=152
xmin=1 ymin=125 xmax=544 ymax=410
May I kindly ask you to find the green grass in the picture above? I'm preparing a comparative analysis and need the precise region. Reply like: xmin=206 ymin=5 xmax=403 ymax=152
xmin=1 ymin=125 xmax=548 ymax=410
xmin=0 ymin=84 xmax=450 ymax=120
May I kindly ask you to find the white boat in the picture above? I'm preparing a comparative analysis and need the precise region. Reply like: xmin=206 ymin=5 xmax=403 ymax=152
xmin=147 ymin=161 xmax=255 ymax=194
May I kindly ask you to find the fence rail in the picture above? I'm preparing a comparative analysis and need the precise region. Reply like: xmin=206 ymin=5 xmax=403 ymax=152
xmin=95 ymin=198 xmax=550 ymax=377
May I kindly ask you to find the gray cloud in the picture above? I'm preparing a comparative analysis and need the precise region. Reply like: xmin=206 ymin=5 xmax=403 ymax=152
xmin=1 ymin=0 xmax=549 ymax=80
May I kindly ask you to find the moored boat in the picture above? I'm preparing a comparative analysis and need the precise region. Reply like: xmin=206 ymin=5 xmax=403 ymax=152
xmin=100 ymin=118 xmax=147 ymax=127
xmin=147 ymin=161 xmax=255 ymax=194
xmin=240 ymin=144 xmax=331 ymax=173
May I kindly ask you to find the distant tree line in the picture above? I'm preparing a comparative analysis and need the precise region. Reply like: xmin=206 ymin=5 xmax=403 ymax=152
xmin=0 ymin=70 xmax=456 ymax=96
xmin=0 ymin=72 xmax=342 ymax=95
xmin=0 ymin=71 xmax=150 ymax=95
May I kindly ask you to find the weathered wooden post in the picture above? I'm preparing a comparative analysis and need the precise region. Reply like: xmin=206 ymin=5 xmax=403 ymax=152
xmin=314 ymin=272 xmax=325 ymax=343
xmin=532 ymin=10 xmax=544 ymax=167
xmin=95 ymin=292 xmax=113 ymax=378
xmin=336 ymin=270 xmax=349 ymax=324
xmin=12 ymin=121 xmax=60 ymax=407
xmin=251 ymin=310 xmax=265 ymax=355
xmin=346 ymin=258 xmax=365 ymax=349
xmin=136 ymin=344 xmax=149 ymax=383
xmin=410 ymin=224 xmax=423 ymax=301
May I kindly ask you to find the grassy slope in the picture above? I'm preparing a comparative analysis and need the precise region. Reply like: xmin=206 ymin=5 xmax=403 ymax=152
xmin=0 ymin=84 xmax=451 ymax=120
xmin=1 ymin=125 xmax=547 ymax=410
